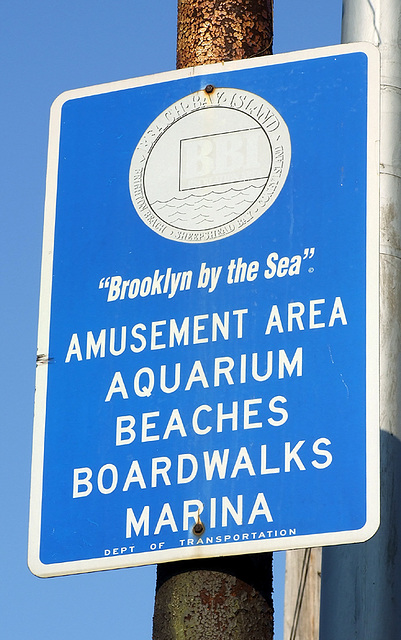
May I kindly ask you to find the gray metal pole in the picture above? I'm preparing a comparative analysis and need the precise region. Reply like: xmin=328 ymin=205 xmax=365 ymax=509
xmin=152 ymin=2 xmax=275 ymax=639
xmin=320 ymin=1 xmax=401 ymax=637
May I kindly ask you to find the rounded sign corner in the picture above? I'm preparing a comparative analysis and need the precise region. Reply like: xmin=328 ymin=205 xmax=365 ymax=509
xmin=360 ymin=512 xmax=381 ymax=544
xmin=27 ymin=551 xmax=50 ymax=579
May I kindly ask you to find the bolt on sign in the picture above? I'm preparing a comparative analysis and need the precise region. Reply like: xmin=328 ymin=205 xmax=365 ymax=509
xmin=29 ymin=44 xmax=380 ymax=577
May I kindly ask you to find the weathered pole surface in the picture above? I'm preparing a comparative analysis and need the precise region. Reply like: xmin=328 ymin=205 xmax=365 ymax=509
xmin=319 ymin=0 xmax=401 ymax=638
xmin=153 ymin=555 xmax=273 ymax=639
xmin=176 ymin=0 xmax=273 ymax=68
xmin=152 ymin=2 xmax=274 ymax=639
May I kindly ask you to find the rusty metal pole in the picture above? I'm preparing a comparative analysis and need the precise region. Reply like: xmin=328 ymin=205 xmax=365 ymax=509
xmin=152 ymin=2 xmax=274 ymax=639
xmin=177 ymin=0 xmax=273 ymax=68
xmin=153 ymin=555 xmax=273 ymax=639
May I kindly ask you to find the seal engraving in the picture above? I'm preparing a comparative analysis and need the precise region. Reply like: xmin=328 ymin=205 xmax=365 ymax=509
xmin=129 ymin=87 xmax=291 ymax=243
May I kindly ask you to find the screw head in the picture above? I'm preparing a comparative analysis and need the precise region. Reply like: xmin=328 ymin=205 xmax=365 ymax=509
xmin=205 ymin=84 xmax=214 ymax=94
xmin=193 ymin=522 xmax=205 ymax=536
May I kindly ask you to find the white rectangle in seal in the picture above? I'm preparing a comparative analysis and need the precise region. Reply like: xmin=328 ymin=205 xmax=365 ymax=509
xmin=179 ymin=127 xmax=271 ymax=190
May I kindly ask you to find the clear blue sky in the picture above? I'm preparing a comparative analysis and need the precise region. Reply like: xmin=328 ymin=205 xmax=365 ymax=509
xmin=0 ymin=1 xmax=341 ymax=638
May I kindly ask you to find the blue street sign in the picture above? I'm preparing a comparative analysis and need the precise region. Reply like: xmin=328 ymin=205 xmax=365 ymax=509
xmin=29 ymin=44 xmax=380 ymax=577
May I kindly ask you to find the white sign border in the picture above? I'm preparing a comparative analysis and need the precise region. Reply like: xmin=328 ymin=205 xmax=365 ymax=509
xmin=28 ymin=42 xmax=380 ymax=578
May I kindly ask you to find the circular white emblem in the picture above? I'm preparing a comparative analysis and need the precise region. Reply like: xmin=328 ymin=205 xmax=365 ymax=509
xmin=129 ymin=87 xmax=291 ymax=243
